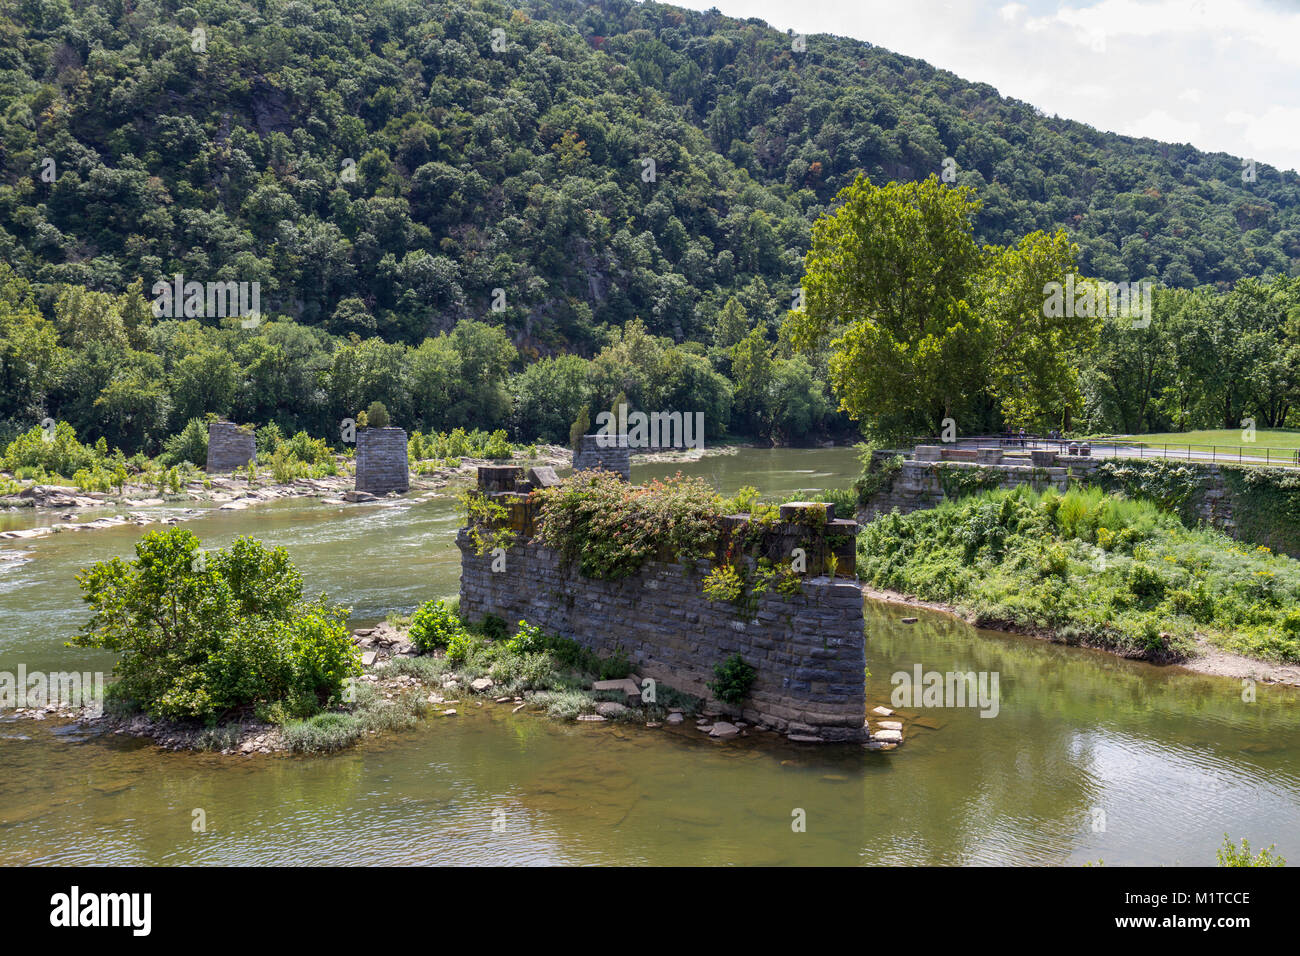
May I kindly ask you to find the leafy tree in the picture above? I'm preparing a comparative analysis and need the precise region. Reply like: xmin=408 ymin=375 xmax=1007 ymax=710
xmin=71 ymin=528 xmax=359 ymax=722
xmin=788 ymin=175 xmax=1086 ymax=437
xmin=0 ymin=263 xmax=62 ymax=426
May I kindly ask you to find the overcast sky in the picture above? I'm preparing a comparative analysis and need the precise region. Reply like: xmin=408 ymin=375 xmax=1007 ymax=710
xmin=673 ymin=0 xmax=1300 ymax=174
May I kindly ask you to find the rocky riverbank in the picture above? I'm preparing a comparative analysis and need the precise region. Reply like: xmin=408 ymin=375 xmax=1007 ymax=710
xmin=862 ymin=583 xmax=1300 ymax=688
xmin=10 ymin=599 xmax=903 ymax=755
xmin=0 ymin=448 xmax=574 ymax=542
xmin=0 ymin=442 xmax=747 ymax=543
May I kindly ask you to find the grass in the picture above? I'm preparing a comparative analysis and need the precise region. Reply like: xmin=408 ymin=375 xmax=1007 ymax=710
xmin=280 ymin=614 xmax=702 ymax=750
xmin=282 ymin=682 xmax=428 ymax=754
xmin=1092 ymin=428 xmax=1300 ymax=453
xmin=859 ymin=484 xmax=1300 ymax=663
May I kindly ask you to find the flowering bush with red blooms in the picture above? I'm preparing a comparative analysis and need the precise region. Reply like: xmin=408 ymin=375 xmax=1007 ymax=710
xmin=535 ymin=470 xmax=722 ymax=580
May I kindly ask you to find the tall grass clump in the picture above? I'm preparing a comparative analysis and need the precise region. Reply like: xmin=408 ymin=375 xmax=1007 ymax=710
xmin=860 ymin=485 xmax=1300 ymax=663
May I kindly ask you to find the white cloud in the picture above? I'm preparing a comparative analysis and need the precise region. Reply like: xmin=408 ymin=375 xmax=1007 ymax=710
xmin=670 ymin=0 xmax=1300 ymax=172
xmin=1123 ymin=110 xmax=1202 ymax=145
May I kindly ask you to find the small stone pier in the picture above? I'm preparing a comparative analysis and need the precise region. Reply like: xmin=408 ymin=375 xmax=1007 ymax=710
xmin=205 ymin=422 xmax=255 ymax=473
xmin=355 ymin=427 xmax=410 ymax=496
xmin=571 ymin=434 xmax=632 ymax=480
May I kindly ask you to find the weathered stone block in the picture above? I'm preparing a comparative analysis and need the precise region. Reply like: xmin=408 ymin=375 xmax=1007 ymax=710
xmin=205 ymin=422 xmax=255 ymax=473
xmin=457 ymin=527 xmax=867 ymax=741
xmin=355 ymin=427 xmax=409 ymax=495
xmin=572 ymin=434 xmax=631 ymax=480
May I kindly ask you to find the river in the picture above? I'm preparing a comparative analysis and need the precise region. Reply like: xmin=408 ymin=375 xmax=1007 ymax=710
xmin=1 ymin=447 xmax=1297 ymax=865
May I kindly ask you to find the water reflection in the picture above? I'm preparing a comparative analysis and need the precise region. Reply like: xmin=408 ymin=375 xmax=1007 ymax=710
xmin=0 ymin=449 xmax=1297 ymax=865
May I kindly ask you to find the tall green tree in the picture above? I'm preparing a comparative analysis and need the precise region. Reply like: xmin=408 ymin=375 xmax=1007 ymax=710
xmin=787 ymin=175 xmax=1086 ymax=437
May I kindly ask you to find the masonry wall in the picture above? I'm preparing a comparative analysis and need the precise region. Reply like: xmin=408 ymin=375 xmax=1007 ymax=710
xmin=205 ymin=422 xmax=255 ymax=473
xmin=458 ymin=471 xmax=867 ymax=742
xmin=860 ymin=453 xmax=1070 ymax=521
xmin=355 ymin=427 xmax=409 ymax=495
xmin=860 ymin=449 xmax=1298 ymax=557
xmin=571 ymin=434 xmax=632 ymax=479
xmin=459 ymin=536 xmax=866 ymax=741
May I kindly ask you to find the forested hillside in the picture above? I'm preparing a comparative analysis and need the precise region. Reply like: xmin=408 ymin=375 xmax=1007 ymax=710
xmin=1 ymin=0 xmax=1297 ymax=452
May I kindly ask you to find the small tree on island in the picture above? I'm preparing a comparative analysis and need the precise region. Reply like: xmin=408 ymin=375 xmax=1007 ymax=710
xmin=71 ymin=527 xmax=360 ymax=722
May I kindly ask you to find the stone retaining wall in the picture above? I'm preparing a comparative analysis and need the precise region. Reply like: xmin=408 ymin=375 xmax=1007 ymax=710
xmin=205 ymin=422 xmax=255 ymax=473
xmin=458 ymin=469 xmax=867 ymax=742
xmin=860 ymin=448 xmax=1298 ymax=556
xmin=861 ymin=453 xmax=1070 ymax=520
xmin=355 ymin=427 xmax=409 ymax=495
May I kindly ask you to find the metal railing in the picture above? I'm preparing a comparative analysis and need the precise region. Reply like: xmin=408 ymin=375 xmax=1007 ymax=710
xmin=907 ymin=434 xmax=1300 ymax=469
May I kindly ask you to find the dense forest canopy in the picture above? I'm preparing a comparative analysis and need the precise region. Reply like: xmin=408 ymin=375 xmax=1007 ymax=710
xmin=1 ymin=0 xmax=1298 ymax=453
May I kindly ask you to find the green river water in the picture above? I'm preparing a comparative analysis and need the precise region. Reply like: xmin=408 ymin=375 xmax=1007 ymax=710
xmin=1 ymin=448 xmax=1297 ymax=865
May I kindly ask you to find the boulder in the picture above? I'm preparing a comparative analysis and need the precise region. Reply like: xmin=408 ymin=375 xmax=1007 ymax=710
xmin=591 ymin=677 xmax=641 ymax=705
xmin=595 ymin=701 xmax=628 ymax=718
xmin=526 ymin=466 xmax=561 ymax=488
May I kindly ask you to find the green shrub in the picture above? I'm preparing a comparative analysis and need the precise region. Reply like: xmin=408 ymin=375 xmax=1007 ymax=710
xmin=2 ymin=420 xmax=101 ymax=476
xmin=445 ymin=629 xmax=475 ymax=664
xmin=544 ymin=633 xmax=600 ymax=672
xmin=1126 ymin=563 xmax=1165 ymax=600
xmin=483 ymin=428 xmax=512 ymax=459
xmin=703 ymin=563 xmax=744 ymax=602
xmin=815 ymin=486 xmax=857 ymax=519
xmin=535 ymin=471 xmax=721 ymax=580
xmin=364 ymin=401 xmax=390 ymax=428
xmin=708 ymin=653 xmax=757 ymax=704
xmin=256 ymin=422 xmax=284 ymax=456
xmin=721 ymin=485 xmax=761 ymax=513
xmin=409 ymin=599 xmax=467 ymax=652
xmin=71 ymin=528 xmax=360 ymax=722
xmin=480 ymin=614 xmax=508 ymax=641
xmin=1038 ymin=543 xmax=1071 ymax=579
xmin=505 ymin=620 xmax=549 ymax=654
xmin=489 ymin=650 xmax=559 ymax=692
xmin=159 ymin=418 xmax=209 ymax=467
xmin=597 ymin=648 xmax=632 ymax=680
xmin=1217 ymin=834 xmax=1286 ymax=867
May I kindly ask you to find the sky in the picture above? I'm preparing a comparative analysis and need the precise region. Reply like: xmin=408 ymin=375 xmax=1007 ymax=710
xmin=672 ymin=0 xmax=1300 ymax=174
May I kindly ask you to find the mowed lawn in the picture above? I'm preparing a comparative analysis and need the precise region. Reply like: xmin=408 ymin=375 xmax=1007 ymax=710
xmin=1096 ymin=429 xmax=1300 ymax=452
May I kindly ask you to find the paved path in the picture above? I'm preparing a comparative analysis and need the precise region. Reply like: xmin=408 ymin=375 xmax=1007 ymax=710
xmin=987 ymin=439 xmax=1299 ymax=469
